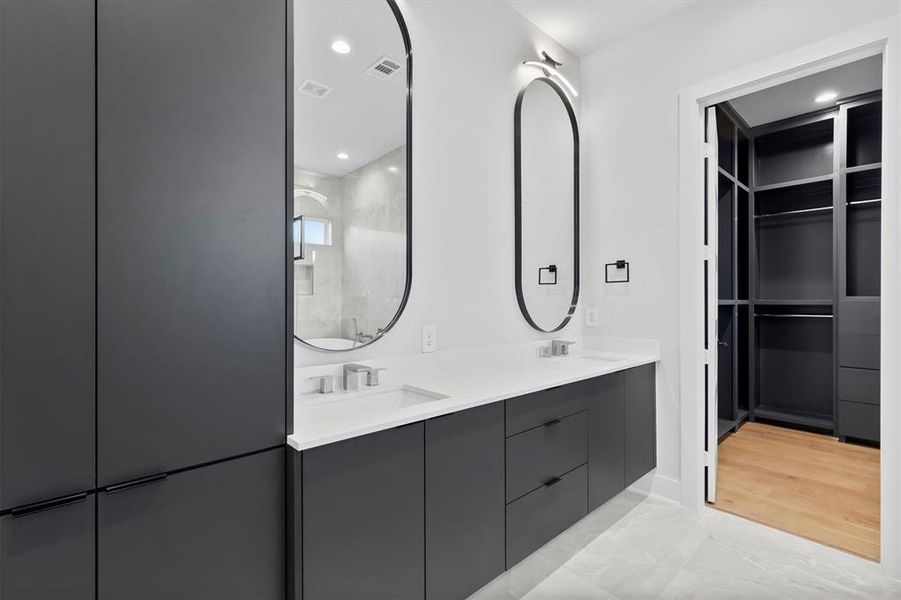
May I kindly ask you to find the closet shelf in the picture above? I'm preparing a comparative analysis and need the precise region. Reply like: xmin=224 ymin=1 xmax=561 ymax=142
xmin=755 ymin=205 xmax=832 ymax=219
xmin=754 ymin=407 xmax=833 ymax=431
xmin=754 ymin=313 xmax=833 ymax=319
xmin=845 ymin=162 xmax=881 ymax=174
xmin=755 ymin=299 xmax=832 ymax=305
xmin=718 ymin=418 xmax=737 ymax=439
xmin=753 ymin=174 xmax=833 ymax=193
xmin=847 ymin=198 xmax=881 ymax=207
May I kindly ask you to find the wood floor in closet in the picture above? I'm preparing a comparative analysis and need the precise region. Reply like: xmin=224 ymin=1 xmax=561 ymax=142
xmin=714 ymin=422 xmax=880 ymax=561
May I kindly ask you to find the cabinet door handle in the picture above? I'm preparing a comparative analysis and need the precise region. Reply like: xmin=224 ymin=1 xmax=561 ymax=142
xmin=543 ymin=418 xmax=562 ymax=427
xmin=104 ymin=473 xmax=168 ymax=494
xmin=543 ymin=476 xmax=563 ymax=487
xmin=10 ymin=492 xmax=88 ymax=518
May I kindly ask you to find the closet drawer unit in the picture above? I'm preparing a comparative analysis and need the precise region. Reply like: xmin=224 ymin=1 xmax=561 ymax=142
xmin=838 ymin=401 xmax=879 ymax=443
xmin=838 ymin=368 xmax=880 ymax=405
xmin=839 ymin=300 xmax=880 ymax=370
xmin=839 ymin=334 xmax=880 ymax=370
xmin=505 ymin=464 xmax=587 ymax=568
xmin=505 ymin=382 xmax=589 ymax=437
xmin=505 ymin=411 xmax=587 ymax=501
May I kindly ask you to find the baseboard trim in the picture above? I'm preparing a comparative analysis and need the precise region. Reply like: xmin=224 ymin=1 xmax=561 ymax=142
xmin=627 ymin=470 xmax=681 ymax=503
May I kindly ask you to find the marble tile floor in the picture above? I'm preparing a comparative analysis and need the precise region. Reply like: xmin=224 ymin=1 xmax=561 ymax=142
xmin=469 ymin=492 xmax=901 ymax=600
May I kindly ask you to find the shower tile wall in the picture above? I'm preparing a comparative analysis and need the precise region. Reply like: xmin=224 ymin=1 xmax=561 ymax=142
xmin=340 ymin=146 xmax=406 ymax=341
xmin=293 ymin=146 xmax=405 ymax=343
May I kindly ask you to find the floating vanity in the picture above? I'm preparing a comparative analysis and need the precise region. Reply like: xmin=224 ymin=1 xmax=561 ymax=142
xmin=288 ymin=346 xmax=658 ymax=600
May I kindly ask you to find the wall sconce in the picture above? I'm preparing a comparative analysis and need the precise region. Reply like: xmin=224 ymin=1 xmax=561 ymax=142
xmin=523 ymin=51 xmax=578 ymax=97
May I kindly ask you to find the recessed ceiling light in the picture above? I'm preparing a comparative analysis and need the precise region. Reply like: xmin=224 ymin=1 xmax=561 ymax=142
xmin=331 ymin=40 xmax=351 ymax=55
xmin=815 ymin=90 xmax=838 ymax=103
xmin=336 ymin=152 xmax=349 ymax=160
xmin=387 ymin=166 xmax=398 ymax=173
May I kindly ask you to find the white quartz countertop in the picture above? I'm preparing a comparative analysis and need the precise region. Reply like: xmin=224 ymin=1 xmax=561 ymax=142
xmin=287 ymin=339 xmax=659 ymax=452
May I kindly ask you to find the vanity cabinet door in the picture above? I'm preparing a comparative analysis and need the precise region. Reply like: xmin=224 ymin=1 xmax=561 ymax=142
xmin=303 ymin=424 xmax=425 ymax=600
xmin=624 ymin=364 xmax=657 ymax=486
xmin=587 ymin=373 xmax=626 ymax=510
xmin=426 ymin=404 xmax=505 ymax=600
xmin=98 ymin=448 xmax=284 ymax=600
xmin=0 ymin=0 xmax=95 ymax=511
xmin=96 ymin=0 xmax=286 ymax=486
xmin=0 ymin=495 xmax=95 ymax=600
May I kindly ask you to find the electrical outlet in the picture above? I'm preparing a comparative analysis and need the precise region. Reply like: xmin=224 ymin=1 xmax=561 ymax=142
xmin=586 ymin=308 xmax=600 ymax=327
xmin=422 ymin=325 xmax=438 ymax=353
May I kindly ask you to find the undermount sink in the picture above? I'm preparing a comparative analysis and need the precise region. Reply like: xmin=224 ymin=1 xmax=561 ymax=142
xmin=306 ymin=385 xmax=449 ymax=413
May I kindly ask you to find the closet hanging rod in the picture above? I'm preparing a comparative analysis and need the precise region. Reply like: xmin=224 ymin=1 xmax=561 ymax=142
xmin=847 ymin=198 xmax=881 ymax=206
xmin=754 ymin=313 xmax=833 ymax=319
xmin=755 ymin=206 xmax=832 ymax=219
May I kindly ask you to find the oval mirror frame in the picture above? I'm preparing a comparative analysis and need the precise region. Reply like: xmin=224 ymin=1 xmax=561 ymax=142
xmin=514 ymin=76 xmax=580 ymax=333
xmin=291 ymin=0 xmax=412 ymax=352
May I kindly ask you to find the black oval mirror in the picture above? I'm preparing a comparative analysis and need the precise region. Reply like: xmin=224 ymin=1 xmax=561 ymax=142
xmin=515 ymin=77 xmax=580 ymax=332
xmin=292 ymin=0 xmax=412 ymax=351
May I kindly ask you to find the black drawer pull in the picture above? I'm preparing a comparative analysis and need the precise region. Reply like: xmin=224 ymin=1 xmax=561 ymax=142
xmin=104 ymin=473 xmax=168 ymax=494
xmin=10 ymin=492 xmax=88 ymax=518
xmin=544 ymin=476 xmax=563 ymax=487
xmin=543 ymin=418 xmax=562 ymax=427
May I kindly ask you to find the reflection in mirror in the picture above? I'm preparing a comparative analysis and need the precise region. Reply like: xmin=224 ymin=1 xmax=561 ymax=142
xmin=515 ymin=77 xmax=579 ymax=332
xmin=293 ymin=0 xmax=411 ymax=351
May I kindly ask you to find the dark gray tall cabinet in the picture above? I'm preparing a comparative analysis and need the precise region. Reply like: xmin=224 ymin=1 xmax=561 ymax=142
xmin=0 ymin=0 xmax=96 ymax=515
xmin=96 ymin=0 xmax=286 ymax=482
xmin=716 ymin=93 xmax=881 ymax=443
xmin=1 ymin=1 xmax=288 ymax=597
xmin=1 ymin=2 xmax=97 ymax=598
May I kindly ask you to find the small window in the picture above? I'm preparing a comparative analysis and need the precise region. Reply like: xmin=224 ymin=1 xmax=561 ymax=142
xmin=293 ymin=216 xmax=332 ymax=259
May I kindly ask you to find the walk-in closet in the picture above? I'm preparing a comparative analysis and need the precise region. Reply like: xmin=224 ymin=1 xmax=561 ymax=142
xmin=708 ymin=54 xmax=883 ymax=561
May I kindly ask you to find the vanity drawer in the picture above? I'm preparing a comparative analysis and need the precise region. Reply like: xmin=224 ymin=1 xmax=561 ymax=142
xmin=505 ymin=464 xmax=587 ymax=568
xmin=505 ymin=411 xmax=587 ymax=501
xmin=505 ymin=382 xmax=590 ymax=437
xmin=838 ymin=367 xmax=880 ymax=405
xmin=838 ymin=400 xmax=879 ymax=443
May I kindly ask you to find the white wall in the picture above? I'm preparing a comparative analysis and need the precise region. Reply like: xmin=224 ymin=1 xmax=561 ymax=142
xmin=579 ymin=0 xmax=901 ymax=498
xmin=294 ymin=0 xmax=580 ymax=366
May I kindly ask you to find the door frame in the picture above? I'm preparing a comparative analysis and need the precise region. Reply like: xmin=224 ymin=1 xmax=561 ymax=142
xmin=677 ymin=17 xmax=901 ymax=577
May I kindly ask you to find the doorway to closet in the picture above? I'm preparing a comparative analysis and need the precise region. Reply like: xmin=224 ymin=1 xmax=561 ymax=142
xmin=704 ymin=54 xmax=883 ymax=561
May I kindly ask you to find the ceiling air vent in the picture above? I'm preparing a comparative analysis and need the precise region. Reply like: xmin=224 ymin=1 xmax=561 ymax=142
xmin=366 ymin=56 xmax=402 ymax=81
xmin=298 ymin=79 xmax=332 ymax=100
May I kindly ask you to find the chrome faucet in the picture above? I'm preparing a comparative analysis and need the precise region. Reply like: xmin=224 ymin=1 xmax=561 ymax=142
xmin=343 ymin=364 xmax=372 ymax=391
xmin=551 ymin=340 xmax=576 ymax=357
xmin=343 ymin=363 xmax=387 ymax=391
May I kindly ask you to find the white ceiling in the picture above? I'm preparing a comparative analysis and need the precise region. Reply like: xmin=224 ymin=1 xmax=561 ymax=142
xmin=293 ymin=1 xmax=406 ymax=177
xmin=729 ymin=54 xmax=883 ymax=127
xmin=506 ymin=0 xmax=696 ymax=57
